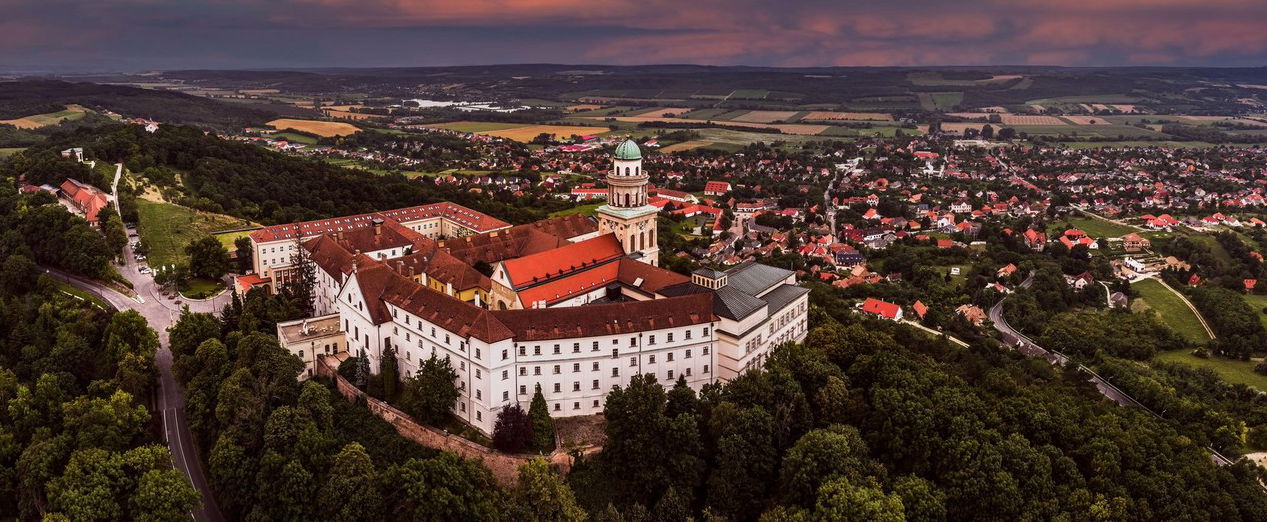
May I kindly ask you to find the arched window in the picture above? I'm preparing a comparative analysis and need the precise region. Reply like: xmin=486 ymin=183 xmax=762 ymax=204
xmin=625 ymin=167 xmax=630 ymax=175
xmin=623 ymin=194 xmax=630 ymax=206
xmin=635 ymin=166 xmax=639 ymax=175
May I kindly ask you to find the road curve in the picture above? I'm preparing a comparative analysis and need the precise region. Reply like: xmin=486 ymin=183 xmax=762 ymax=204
xmin=43 ymin=264 xmax=228 ymax=522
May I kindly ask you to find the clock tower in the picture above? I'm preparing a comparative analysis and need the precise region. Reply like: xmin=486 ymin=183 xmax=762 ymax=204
xmin=596 ymin=139 xmax=660 ymax=266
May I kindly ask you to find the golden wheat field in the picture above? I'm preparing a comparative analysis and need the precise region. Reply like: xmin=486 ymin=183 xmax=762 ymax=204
xmin=732 ymin=110 xmax=798 ymax=123
xmin=268 ymin=119 xmax=361 ymax=137
xmin=478 ymin=125 xmax=611 ymax=142
xmin=660 ymin=140 xmax=713 ymax=153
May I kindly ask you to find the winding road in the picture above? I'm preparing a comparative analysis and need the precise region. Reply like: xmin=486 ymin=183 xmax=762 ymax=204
xmin=46 ymin=172 xmax=232 ymax=521
xmin=989 ymin=273 xmax=1238 ymax=468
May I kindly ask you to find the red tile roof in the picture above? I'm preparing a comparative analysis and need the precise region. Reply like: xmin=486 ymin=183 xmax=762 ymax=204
xmin=861 ymin=297 xmax=901 ymax=319
xmin=250 ymin=202 xmax=509 ymax=243
xmin=501 ymin=233 xmax=624 ymax=288
xmin=492 ymin=293 xmax=714 ymax=342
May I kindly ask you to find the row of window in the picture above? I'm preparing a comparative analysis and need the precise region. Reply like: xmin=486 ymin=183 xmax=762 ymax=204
xmin=511 ymin=327 xmax=711 ymax=358
xmin=510 ymin=365 xmax=709 ymax=399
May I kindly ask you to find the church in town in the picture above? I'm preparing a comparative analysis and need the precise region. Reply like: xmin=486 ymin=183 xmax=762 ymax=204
xmin=256 ymin=139 xmax=809 ymax=436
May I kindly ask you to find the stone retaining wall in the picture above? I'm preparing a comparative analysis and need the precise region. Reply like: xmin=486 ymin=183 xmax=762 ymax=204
xmin=316 ymin=355 xmax=579 ymax=487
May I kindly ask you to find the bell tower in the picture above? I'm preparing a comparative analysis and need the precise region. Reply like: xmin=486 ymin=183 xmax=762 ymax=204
xmin=596 ymin=139 xmax=659 ymax=266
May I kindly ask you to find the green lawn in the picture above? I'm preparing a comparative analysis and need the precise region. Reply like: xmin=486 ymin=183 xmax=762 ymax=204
xmin=214 ymin=229 xmax=257 ymax=250
xmin=1153 ymin=350 xmax=1267 ymax=391
xmin=1243 ymin=294 xmax=1267 ymax=330
xmin=272 ymin=132 xmax=317 ymax=145
xmin=1047 ymin=216 xmax=1137 ymax=238
xmin=550 ymin=202 xmax=603 ymax=218
xmin=1131 ymin=278 xmax=1210 ymax=345
xmin=1179 ymin=231 xmax=1235 ymax=267
xmin=137 ymin=200 xmax=250 ymax=269
xmin=178 ymin=277 xmax=225 ymax=300
xmin=0 ymin=147 xmax=27 ymax=158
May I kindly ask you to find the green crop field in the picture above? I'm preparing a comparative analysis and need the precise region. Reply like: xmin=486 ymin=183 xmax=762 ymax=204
xmin=730 ymin=89 xmax=770 ymax=99
xmin=680 ymin=108 xmax=731 ymax=120
xmin=137 ymin=200 xmax=250 ymax=269
xmin=429 ymin=121 xmax=526 ymax=132
xmin=1131 ymin=278 xmax=1210 ymax=345
xmin=1153 ymin=349 xmax=1267 ymax=391
xmin=272 ymin=132 xmax=317 ymax=144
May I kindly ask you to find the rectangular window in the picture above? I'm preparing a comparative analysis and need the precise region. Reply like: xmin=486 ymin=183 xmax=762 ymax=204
xmin=649 ymin=355 xmax=656 ymax=364
xmin=703 ymin=346 xmax=710 ymax=355
xmin=475 ymin=369 xmax=481 ymax=379
xmin=518 ymin=346 xmax=526 ymax=356
xmin=629 ymin=337 xmax=636 ymax=347
xmin=611 ymin=349 xmax=619 ymax=359
xmin=520 ymin=385 xmax=527 ymax=395
xmin=475 ymin=390 xmax=482 ymax=400
xmin=553 ymin=383 xmax=561 ymax=393
xmin=685 ymin=349 xmax=692 ymax=358
xmin=685 ymin=331 xmax=692 ymax=340
xmin=592 ymin=362 xmax=599 ymax=371
xmin=572 ymin=363 xmax=580 ymax=372
xmin=629 ymin=357 xmax=637 ymax=367
xmin=502 ymin=349 xmax=509 ymax=361
xmin=667 ymin=353 xmax=674 ymax=362
xmin=534 ymin=366 xmax=541 ymax=376
xmin=592 ymin=341 xmax=599 ymax=351
xmin=553 ymin=365 xmax=560 ymax=375
xmin=573 ymin=382 xmax=580 ymax=392
xmin=534 ymin=346 xmax=541 ymax=356
xmin=667 ymin=370 xmax=674 ymax=380
xmin=553 ymin=344 xmax=560 ymax=355
xmin=502 ymin=370 xmax=508 ymax=380
xmin=704 ymin=364 xmax=710 ymax=374
xmin=573 ymin=343 xmax=580 ymax=353
xmin=503 ymin=391 xmax=509 ymax=401
xmin=519 ymin=367 xmax=527 ymax=376
xmin=648 ymin=335 xmax=656 ymax=345
xmin=612 ymin=368 xmax=619 ymax=377
xmin=703 ymin=327 xmax=710 ymax=336
xmin=667 ymin=333 xmax=674 ymax=342
xmin=592 ymin=379 xmax=599 ymax=390
xmin=685 ymin=368 xmax=692 ymax=377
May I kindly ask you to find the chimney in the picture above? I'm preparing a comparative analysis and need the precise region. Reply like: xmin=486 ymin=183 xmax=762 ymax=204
xmin=373 ymin=217 xmax=384 ymax=236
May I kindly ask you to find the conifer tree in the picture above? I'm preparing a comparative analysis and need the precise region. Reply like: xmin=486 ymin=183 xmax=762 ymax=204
xmin=355 ymin=348 xmax=370 ymax=389
xmin=529 ymin=383 xmax=555 ymax=452
xmin=380 ymin=344 xmax=400 ymax=401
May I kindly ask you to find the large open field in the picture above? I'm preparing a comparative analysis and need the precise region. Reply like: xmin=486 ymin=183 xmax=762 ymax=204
xmin=575 ymin=115 xmax=830 ymax=135
xmin=1153 ymin=349 xmax=1267 ymax=391
xmin=732 ymin=110 xmax=799 ymax=123
xmin=137 ymin=200 xmax=251 ymax=269
xmin=427 ymin=121 xmax=527 ymax=133
xmin=659 ymin=140 xmax=713 ymax=153
xmin=268 ymin=118 xmax=360 ymax=137
xmin=1131 ymin=278 xmax=1211 ymax=345
xmin=478 ymin=124 xmax=612 ymax=142
xmin=1244 ymin=294 xmax=1267 ymax=330
xmin=0 ymin=104 xmax=87 ymax=128
xmin=801 ymin=111 xmax=894 ymax=121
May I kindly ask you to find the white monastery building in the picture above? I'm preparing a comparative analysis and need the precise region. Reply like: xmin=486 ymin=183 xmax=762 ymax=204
xmin=263 ymin=140 xmax=809 ymax=436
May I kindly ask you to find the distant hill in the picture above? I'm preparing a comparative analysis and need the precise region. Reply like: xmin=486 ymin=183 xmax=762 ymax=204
xmin=0 ymin=80 xmax=286 ymax=129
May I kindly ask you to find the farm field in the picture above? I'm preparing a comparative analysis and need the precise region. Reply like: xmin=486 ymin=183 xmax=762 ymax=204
xmin=629 ymin=107 xmax=693 ymax=117
xmin=1153 ymin=349 xmax=1267 ymax=391
xmin=478 ymin=124 xmax=612 ymax=142
xmin=679 ymin=108 xmax=732 ymax=120
xmin=1061 ymin=116 xmax=1113 ymax=125
xmin=917 ymin=92 xmax=963 ymax=111
xmin=1131 ymin=278 xmax=1211 ymax=345
xmin=909 ymin=72 xmax=1022 ymax=86
xmin=267 ymin=118 xmax=360 ymax=137
xmin=576 ymin=115 xmax=830 ymax=135
xmin=801 ymin=111 xmax=893 ymax=121
xmin=137 ymin=200 xmax=252 ymax=269
xmin=0 ymin=104 xmax=88 ymax=128
xmin=659 ymin=141 xmax=713 ymax=153
xmin=948 ymin=113 xmax=1067 ymax=125
xmin=272 ymin=132 xmax=318 ymax=144
xmin=427 ymin=121 xmax=526 ymax=132
xmin=732 ymin=110 xmax=798 ymax=123
xmin=729 ymin=89 xmax=770 ymax=99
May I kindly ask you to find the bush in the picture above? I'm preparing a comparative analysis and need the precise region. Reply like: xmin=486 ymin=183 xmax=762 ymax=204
xmin=492 ymin=405 xmax=534 ymax=453
xmin=1255 ymin=360 xmax=1267 ymax=376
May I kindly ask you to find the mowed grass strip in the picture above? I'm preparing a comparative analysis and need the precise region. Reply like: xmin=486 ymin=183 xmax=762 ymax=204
xmin=1153 ymin=349 xmax=1267 ymax=391
xmin=1131 ymin=278 xmax=1210 ymax=345
xmin=1048 ymin=216 xmax=1138 ymax=238
xmin=137 ymin=200 xmax=249 ymax=269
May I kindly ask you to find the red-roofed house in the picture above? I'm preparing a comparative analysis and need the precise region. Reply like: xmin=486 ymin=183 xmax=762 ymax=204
xmin=704 ymin=181 xmax=731 ymax=196
xmin=58 ymin=178 xmax=110 ymax=223
xmin=860 ymin=297 xmax=903 ymax=321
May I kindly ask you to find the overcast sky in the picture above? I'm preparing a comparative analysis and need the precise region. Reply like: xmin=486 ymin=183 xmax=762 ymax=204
xmin=4 ymin=0 xmax=1267 ymax=72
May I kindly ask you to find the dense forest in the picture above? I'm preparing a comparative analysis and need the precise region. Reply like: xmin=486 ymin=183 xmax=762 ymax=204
xmin=0 ymin=81 xmax=284 ymax=129
xmin=26 ymin=124 xmax=573 ymax=226
xmin=0 ymin=186 xmax=200 ymax=519
xmin=167 ymin=288 xmax=588 ymax=521
xmin=559 ymin=288 xmax=1267 ymax=521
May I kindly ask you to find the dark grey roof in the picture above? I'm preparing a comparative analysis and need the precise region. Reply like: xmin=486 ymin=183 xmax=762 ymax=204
xmin=692 ymin=267 xmax=726 ymax=278
xmin=725 ymin=261 xmax=793 ymax=297
xmin=760 ymin=284 xmax=810 ymax=314
xmin=712 ymin=285 xmax=766 ymax=320
xmin=657 ymin=281 xmax=712 ymax=297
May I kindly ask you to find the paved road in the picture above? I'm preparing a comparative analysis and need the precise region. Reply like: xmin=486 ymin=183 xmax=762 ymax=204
xmin=47 ymin=247 xmax=230 ymax=521
xmin=989 ymin=273 xmax=1243 ymax=470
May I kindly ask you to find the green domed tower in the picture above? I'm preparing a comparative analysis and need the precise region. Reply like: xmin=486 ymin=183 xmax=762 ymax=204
xmin=596 ymin=138 xmax=659 ymax=266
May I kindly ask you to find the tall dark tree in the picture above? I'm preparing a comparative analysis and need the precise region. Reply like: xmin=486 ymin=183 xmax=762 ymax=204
xmin=185 ymin=236 xmax=230 ymax=280
xmin=493 ymin=404 xmax=535 ymax=454
xmin=529 ymin=384 xmax=555 ymax=452
xmin=399 ymin=355 xmax=458 ymax=425
xmin=380 ymin=344 xmax=400 ymax=401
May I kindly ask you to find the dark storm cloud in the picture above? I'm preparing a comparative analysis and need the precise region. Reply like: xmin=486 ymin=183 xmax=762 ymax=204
xmin=2 ymin=0 xmax=1266 ymax=71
